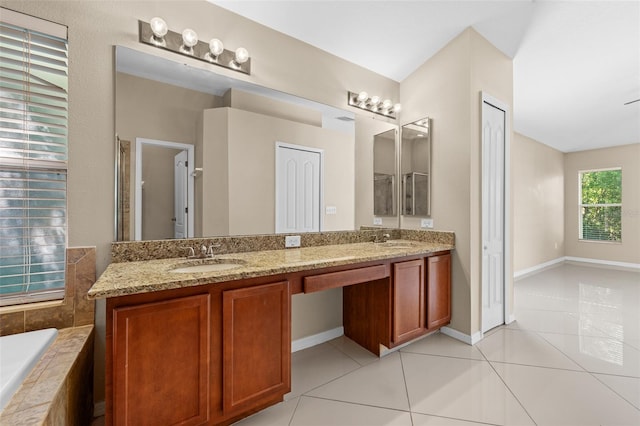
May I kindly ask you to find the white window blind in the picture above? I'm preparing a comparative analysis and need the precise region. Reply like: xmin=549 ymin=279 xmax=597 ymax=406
xmin=0 ymin=10 xmax=68 ymax=306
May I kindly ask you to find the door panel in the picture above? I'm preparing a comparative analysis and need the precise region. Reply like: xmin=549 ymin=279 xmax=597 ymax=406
xmin=174 ymin=150 xmax=188 ymax=239
xmin=482 ymin=100 xmax=506 ymax=332
xmin=276 ymin=145 xmax=321 ymax=233
xmin=392 ymin=259 xmax=425 ymax=344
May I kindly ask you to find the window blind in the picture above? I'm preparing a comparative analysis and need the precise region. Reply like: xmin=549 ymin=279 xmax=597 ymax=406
xmin=0 ymin=11 xmax=68 ymax=306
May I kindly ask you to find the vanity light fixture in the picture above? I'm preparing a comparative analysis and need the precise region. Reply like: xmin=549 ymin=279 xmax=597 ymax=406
xmin=348 ymin=91 xmax=401 ymax=119
xmin=138 ymin=18 xmax=251 ymax=75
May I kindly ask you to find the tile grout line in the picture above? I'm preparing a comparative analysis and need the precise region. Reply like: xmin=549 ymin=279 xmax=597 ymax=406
xmin=397 ymin=351 xmax=414 ymax=426
xmin=476 ymin=340 xmax=539 ymax=426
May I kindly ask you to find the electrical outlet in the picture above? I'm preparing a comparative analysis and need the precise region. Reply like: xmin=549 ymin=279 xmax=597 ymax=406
xmin=421 ymin=218 xmax=434 ymax=228
xmin=285 ymin=235 xmax=301 ymax=248
xmin=325 ymin=206 xmax=337 ymax=215
xmin=373 ymin=217 xmax=382 ymax=225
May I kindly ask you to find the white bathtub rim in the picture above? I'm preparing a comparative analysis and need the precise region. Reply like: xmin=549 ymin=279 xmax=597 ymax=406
xmin=0 ymin=328 xmax=58 ymax=412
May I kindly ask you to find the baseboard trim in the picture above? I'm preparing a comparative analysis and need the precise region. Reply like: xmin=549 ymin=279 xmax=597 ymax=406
xmin=514 ymin=257 xmax=565 ymax=279
xmin=292 ymin=326 xmax=344 ymax=352
xmin=440 ymin=327 xmax=483 ymax=346
xmin=94 ymin=400 xmax=105 ymax=417
xmin=515 ymin=256 xmax=640 ymax=280
xmin=565 ymin=256 xmax=640 ymax=270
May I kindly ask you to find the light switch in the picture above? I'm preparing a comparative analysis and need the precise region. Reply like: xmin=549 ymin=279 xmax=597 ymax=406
xmin=325 ymin=206 xmax=337 ymax=215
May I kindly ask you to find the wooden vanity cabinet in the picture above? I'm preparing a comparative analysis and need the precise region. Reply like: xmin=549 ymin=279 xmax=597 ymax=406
xmin=392 ymin=259 xmax=426 ymax=344
xmin=343 ymin=251 xmax=451 ymax=355
xmin=222 ymin=281 xmax=290 ymax=415
xmin=111 ymin=293 xmax=211 ymax=426
xmin=426 ymin=253 xmax=451 ymax=329
xmin=106 ymin=278 xmax=291 ymax=426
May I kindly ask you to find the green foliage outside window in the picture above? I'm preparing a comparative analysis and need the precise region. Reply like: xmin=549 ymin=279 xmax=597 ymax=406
xmin=579 ymin=169 xmax=622 ymax=242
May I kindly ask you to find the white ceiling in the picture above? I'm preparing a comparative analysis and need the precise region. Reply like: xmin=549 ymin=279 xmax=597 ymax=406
xmin=210 ymin=0 xmax=640 ymax=153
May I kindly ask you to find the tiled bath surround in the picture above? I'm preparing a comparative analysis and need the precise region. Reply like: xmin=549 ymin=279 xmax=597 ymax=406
xmin=0 ymin=247 xmax=96 ymax=336
xmin=0 ymin=247 xmax=97 ymax=425
xmin=111 ymin=229 xmax=455 ymax=262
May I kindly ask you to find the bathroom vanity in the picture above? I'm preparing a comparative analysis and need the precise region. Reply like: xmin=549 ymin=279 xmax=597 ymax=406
xmin=90 ymin=239 xmax=452 ymax=425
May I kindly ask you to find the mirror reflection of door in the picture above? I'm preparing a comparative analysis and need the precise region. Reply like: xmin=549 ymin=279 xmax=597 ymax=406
xmin=173 ymin=150 xmax=188 ymax=239
xmin=134 ymin=138 xmax=195 ymax=240
xmin=275 ymin=143 xmax=323 ymax=234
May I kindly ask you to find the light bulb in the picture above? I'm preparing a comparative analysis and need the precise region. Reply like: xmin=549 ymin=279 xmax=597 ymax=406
xmin=234 ymin=47 xmax=249 ymax=64
xmin=393 ymin=103 xmax=402 ymax=112
xmin=181 ymin=28 xmax=198 ymax=48
xmin=149 ymin=17 xmax=168 ymax=38
xmin=382 ymin=99 xmax=392 ymax=110
xmin=370 ymin=96 xmax=380 ymax=106
xmin=357 ymin=91 xmax=368 ymax=102
xmin=209 ymin=38 xmax=224 ymax=56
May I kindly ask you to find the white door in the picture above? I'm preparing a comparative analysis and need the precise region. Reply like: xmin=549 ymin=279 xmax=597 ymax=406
xmin=275 ymin=144 xmax=322 ymax=233
xmin=481 ymin=100 xmax=506 ymax=332
xmin=173 ymin=150 xmax=188 ymax=239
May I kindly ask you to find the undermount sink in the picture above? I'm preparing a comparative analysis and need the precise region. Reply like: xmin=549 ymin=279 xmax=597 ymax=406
xmin=170 ymin=259 xmax=245 ymax=273
xmin=375 ymin=241 xmax=416 ymax=249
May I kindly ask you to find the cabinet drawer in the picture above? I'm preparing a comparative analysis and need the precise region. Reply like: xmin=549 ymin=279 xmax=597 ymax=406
xmin=303 ymin=264 xmax=390 ymax=293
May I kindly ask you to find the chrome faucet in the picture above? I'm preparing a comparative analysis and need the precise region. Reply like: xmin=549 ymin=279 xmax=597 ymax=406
xmin=185 ymin=244 xmax=218 ymax=259
xmin=372 ymin=233 xmax=391 ymax=243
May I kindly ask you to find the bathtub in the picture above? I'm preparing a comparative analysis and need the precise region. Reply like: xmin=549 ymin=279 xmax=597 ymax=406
xmin=0 ymin=328 xmax=58 ymax=412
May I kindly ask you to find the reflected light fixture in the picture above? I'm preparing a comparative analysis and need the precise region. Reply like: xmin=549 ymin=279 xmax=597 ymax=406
xmin=138 ymin=19 xmax=251 ymax=75
xmin=348 ymin=91 xmax=400 ymax=119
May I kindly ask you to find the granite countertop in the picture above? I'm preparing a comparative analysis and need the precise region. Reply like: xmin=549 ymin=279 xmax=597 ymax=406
xmin=88 ymin=240 xmax=454 ymax=299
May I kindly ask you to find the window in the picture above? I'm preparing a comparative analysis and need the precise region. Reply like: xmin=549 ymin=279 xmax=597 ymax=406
xmin=579 ymin=168 xmax=622 ymax=242
xmin=0 ymin=9 xmax=68 ymax=306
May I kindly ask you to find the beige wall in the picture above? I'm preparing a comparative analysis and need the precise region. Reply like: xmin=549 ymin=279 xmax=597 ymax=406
xmin=0 ymin=0 xmax=399 ymax=404
xmin=200 ymin=107 xmax=354 ymax=235
xmin=400 ymin=28 xmax=513 ymax=336
xmin=512 ymin=133 xmax=565 ymax=272
xmin=564 ymin=144 xmax=640 ymax=264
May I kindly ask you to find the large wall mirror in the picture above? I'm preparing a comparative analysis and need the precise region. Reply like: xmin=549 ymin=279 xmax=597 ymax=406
xmin=401 ymin=118 xmax=431 ymax=217
xmin=115 ymin=46 xmax=395 ymax=241
xmin=373 ymin=128 xmax=397 ymax=217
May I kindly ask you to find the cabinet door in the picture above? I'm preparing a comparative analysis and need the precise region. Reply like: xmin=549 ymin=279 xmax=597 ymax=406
xmin=113 ymin=294 xmax=210 ymax=426
xmin=427 ymin=253 xmax=452 ymax=329
xmin=222 ymin=281 xmax=291 ymax=414
xmin=392 ymin=259 xmax=425 ymax=343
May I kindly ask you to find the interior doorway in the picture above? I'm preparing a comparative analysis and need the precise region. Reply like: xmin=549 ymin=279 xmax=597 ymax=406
xmin=134 ymin=138 xmax=195 ymax=240
xmin=481 ymin=93 xmax=511 ymax=333
xmin=275 ymin=142 xmax=323 ymax=234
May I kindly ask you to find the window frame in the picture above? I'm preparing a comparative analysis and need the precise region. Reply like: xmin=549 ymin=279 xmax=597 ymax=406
xmin=0 ymin=8 xmax=68 ymax=307
xmin=578 ymin=167 xmax=622 ymax=243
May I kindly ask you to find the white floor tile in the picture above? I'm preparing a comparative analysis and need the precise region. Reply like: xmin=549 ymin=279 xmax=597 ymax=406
xmin=401 ymin=352 xmax=534 ymax=425
xmin=411 ymin=413 xmax=497 ymax=426
xmin=493 ymin=362 xmax=640 ymax=426
xmin=290 ymin=396 xmax=413 ymax=426
xmin=288 ymin=342 xmax=360 ymax=399
xmin=306 ymin=352 xmax=410 ymax=411
xmin=507 ymin=308 xmax=610 ymax=337
xmin=232 ymin=397 xmax=299 ymax=425
xmin=538 ymin=332 xmax=640 ymax=377
xmin=401 ymin=331 xmax=485 ymax=360
xmin=328 ymin=335 xmax=380 ymax=366
xmin=594 ymin=373 xmax=640 ymax=410
xmin=475 ymin=328 xmax=582 ymax=370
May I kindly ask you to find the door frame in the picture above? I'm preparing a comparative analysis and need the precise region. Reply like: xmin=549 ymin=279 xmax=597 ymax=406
xmin=274 ymin=141 xmax=324 ymax=233
xmin=134 ymin=138 xmax=195 ymax=240
xmin=480 ymin=92 xmax=513 ymax=332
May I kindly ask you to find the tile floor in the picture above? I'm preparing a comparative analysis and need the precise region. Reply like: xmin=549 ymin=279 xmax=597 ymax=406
xmin=233 ymin=263 xmax=640 ymax=425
